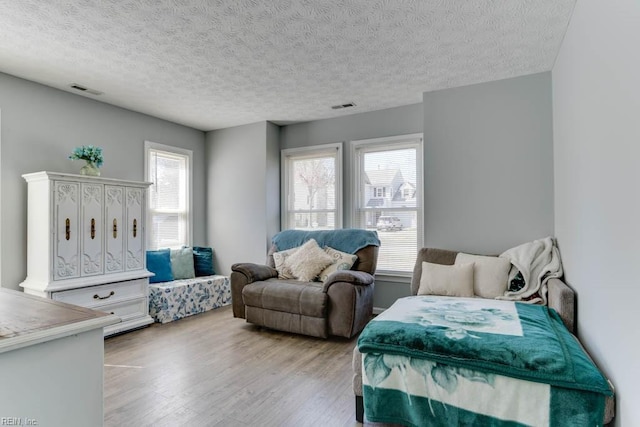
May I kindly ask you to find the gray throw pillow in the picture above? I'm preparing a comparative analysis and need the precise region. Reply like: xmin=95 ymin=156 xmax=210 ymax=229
xmin=170 ymin=247 xmax=196 ymax=280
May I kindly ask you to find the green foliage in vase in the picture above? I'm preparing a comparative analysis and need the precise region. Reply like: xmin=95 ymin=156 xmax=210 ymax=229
xmin=69 ymin=145 xmax=104 ymax=167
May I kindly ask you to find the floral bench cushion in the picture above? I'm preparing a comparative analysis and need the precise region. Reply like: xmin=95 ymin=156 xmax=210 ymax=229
xmin=149 ymin=275 xmax=231 ymax=324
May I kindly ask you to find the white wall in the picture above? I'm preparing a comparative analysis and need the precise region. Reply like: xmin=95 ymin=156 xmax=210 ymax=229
xmin=552 ymin=1 xmax=640 ymax=425
xmin=0 ymin=72 xmax=206 ymax=290
xmin=206 ymin=121 xmax=280 ymax=275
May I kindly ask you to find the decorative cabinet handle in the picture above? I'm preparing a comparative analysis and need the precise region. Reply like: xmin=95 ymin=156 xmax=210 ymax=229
xmin=91 ymin=218 xmax=96 ymax=239
xmin=65 ymin=218 xmax=70 ymax=240
xmin=94 ymin=291 xmax=115 ymax=300
xmin=113 ymin=219 xmax=118 ymax=238
xmin=133 ymin=218 xmax=137 ymax=238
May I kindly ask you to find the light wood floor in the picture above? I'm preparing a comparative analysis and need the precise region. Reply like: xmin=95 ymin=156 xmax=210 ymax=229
xmin=104 ymin=306 xmax=393 ymax=427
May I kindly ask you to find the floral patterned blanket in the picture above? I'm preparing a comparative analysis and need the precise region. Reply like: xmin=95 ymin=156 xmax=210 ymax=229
xmin=357 ymin=296 xmax=612 ymax=426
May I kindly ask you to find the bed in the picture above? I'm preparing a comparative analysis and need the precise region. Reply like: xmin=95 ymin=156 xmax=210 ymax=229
xmin=353 ymin=247 xmax=615 ymax=426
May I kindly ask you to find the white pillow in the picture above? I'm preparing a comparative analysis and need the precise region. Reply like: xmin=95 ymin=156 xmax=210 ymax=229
xmin=455 ymin=253 xmax=511 ymax=298
xmin=272 ymin=247 xmax=299 ymax=279
xmin=318 ymin=246 xmax=358 ymax=282
xmin=284 ymin=239 xmax=334 ymax=282
xmin=418 ymin=261 xmax=475 ymax=297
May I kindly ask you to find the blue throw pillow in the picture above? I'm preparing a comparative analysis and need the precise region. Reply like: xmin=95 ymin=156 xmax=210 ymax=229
xmin=193 ymin=246 xmax=216 ymax=276
xmin=146 ymin=249 xmax=174 ymax=283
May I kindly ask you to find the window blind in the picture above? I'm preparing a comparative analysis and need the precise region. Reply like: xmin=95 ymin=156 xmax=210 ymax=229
xmin=147 ymin=148 xmax=189 ymax=249
xmin=282 ymin=144 xmax=342 ymax=230
xmin=353 ymin=137 xmax=423 ymax=274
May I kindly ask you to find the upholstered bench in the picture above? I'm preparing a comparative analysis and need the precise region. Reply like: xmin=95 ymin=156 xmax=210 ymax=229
xmin=148 ymin=275 xmax=231 ymax=324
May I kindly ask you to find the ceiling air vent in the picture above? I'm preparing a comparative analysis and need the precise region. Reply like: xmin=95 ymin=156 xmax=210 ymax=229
xmin=69 ymin=83 xmax=103 ymax=96
xmin=331 ymin=102 xmax=356 ymax=110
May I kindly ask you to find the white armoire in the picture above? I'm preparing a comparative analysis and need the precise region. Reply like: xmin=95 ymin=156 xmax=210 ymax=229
xmin=20 ymin=171 xmax=154 ymax=336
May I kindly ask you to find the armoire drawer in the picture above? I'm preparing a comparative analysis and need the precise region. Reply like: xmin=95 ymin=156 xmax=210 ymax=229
xmin=96 ymin=297 xmax=147 ymax=322
xmin=52 ymin=278 xmax=147 ymax=308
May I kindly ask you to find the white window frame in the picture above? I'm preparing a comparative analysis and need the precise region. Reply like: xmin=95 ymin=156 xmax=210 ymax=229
xmin=144 ymin=140 xmax=193 ymax=249
xmin=350 ymin=133 xmax=424 ymax=277
xmin=281 ymin=143 xmax=343 ymax=230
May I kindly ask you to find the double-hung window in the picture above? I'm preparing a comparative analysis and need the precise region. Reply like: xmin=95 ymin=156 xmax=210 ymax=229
xmin=144 ymin=141 xmax=192 ymax=250
xmin=281 ymin=143 xmax=342 ymax=230
xmin=352 ymin=134 xmax=423 ymax=275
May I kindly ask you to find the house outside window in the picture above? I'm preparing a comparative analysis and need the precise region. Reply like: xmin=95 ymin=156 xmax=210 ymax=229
xmin=374 ymin=187 xmax=387 ymax=198
xmin=352 ymin=134 xmax=423 ymax=275
xmin=402 ymin=184 xmax=415 ymax=199
xmin=144 ymin=141 xmax=192 ymax=250
xmin=281 ymin=143 xmax=342 ymax=230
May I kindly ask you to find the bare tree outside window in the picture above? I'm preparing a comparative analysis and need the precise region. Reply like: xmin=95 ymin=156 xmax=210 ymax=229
xmin=295 ymin=158 xmax=335 ymax=228
xmin=282 ymin=144 xmax=342 ymax=231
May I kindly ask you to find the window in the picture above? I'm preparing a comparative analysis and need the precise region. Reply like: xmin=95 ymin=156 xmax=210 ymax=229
xmin=352 ymin=134 xmax=423 ymax=275
xmin=403 ymin=186 xmax=414 ymax=199
xmin=281 ymin=143 xmax=342 ymax=230
xmin=145 ymin=141 xmax=192 ymax=250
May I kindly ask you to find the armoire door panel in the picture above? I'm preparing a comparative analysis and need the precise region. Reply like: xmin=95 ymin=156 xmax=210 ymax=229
xmin=53 ymin=181 xmax=80 ymax=280
xmin=105 ymin=185 xmax=125 ymax=274
xmin=81 ymin=183 xmax=104 ymax=276
xmin=125 ymin=187 xmax=144 ymax=271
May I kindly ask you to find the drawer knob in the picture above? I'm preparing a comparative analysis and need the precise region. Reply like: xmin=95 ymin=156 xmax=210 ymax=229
xmin=94 ymin=290 xmax=115 ymax=300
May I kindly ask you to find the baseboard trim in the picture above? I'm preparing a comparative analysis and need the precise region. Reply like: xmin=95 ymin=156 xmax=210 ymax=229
xmin=373 ymin=306 xmax=387 ymax=315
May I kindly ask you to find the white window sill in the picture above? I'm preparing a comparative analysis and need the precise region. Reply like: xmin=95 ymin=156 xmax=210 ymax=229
xmin=374 ymin=273 xmax=412 ymax=284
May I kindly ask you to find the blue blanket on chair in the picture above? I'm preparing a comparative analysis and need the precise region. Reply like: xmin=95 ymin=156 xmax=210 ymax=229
xmin=272 ymin=229 xmax=380 ymax=254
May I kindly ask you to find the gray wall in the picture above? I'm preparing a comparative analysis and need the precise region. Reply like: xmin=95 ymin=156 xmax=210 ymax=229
xmin=553 ymin=1 xmax=639 ymax=425
xmin=266 ymin=122 xmax=281 ymax=246
xmin=423 ymin=72 xmax=555 ymax=254
xmin=281 ymin=74 xmax=555 ymax=309
xmin=0 ymin=72 xmax=206 ymax=290
xmin=206 ymin=121 xmax=280 ymax=275
xmin=280 ymin=103 xmax=424 ymax=307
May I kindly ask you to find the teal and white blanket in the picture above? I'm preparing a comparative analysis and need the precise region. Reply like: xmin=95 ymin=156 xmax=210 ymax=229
xmin=358 ymin=296 xmax=612 ymax=427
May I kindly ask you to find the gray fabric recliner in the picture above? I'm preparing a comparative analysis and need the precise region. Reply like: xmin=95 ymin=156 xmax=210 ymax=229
xmin=230 ymin=230 xmax=379 ymax=339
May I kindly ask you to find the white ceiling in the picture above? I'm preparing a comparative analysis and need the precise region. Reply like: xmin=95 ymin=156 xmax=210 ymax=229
xmin=0 ymin=0 xmax=575 ymax=131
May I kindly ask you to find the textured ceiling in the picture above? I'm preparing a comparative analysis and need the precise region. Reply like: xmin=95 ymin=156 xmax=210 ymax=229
xmin=0 ymin=0 xmax=575 ymax=131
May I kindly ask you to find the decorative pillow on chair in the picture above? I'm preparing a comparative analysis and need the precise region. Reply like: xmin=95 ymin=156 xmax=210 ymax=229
xmin=146 ymin=249 xmax=174 ymax=284
xmin=193 ymin=246 xmax=216 ymax=276
xmin=455 ymin=253 xmax=510 ymax=298
xmin=272 ymin=247 xmax=299 ymax=279
xmin=418 ymin=261 xmax=475 ymax=297
xmin=284 ymin=239 xmax=334 ymax=282
xmin=318 ymin=246 xmax=358 ymax=283
xmin=170 ymin=247 xmax=196 ymax=280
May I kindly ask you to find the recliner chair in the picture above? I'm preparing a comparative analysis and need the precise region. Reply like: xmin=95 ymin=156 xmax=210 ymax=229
xmin=230 ymin=229 xmax=380 ymax=338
